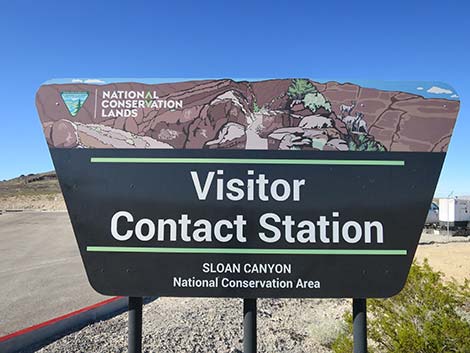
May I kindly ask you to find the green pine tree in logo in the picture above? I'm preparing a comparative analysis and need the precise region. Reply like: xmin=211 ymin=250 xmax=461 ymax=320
xmin=73 ymin=99 xmax=82 ymax=115
xmin=61 ymin=92 xmax=89 ymax=117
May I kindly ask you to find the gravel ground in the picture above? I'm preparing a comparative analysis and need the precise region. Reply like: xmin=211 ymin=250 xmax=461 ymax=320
xmin=35 ymin=298 xmax=349 ymax=353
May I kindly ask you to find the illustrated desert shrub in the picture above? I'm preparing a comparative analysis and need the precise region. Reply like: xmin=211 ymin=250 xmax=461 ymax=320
xmin=287 ymin=79 xmax=317 ymax=100
xmin=253 ymin=101 xmax=261 ymax=113
xmin=331 ymin=260 xmax=470 ymax=353
xmin=311 ymin=137 xmax=327 ymax=150
xmin=347 ymin=134 xmax=386 ymax=152
xmin=303 ymin=92 xmax=332 ymax=113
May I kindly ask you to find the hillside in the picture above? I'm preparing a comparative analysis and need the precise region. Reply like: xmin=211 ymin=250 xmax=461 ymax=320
xmin=0 ymin=171 xmax=65 ymax=210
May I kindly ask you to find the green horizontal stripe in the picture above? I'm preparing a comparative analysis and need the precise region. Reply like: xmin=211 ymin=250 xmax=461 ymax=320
xmin=90 ymin=157 xmax=405 ymax=166
xmin=86 ymin=246 xmax=407 ymax=256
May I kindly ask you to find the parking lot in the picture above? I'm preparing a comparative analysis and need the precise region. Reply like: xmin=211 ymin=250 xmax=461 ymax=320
xmin=0 ymin=212 xmax=107 ymax=336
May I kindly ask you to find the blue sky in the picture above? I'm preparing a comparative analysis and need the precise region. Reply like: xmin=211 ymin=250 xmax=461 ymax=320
xmin=0 ymin=0 xmax=468 ymax=197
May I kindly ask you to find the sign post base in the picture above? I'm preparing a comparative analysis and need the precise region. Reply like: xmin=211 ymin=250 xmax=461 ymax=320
xmin=353 ymin=298 xmax=367 ymax=353
xmin=128 ymin=297 xmax=143 ymax=353
xmin=243 ymin=298 xmax=257 ymax=353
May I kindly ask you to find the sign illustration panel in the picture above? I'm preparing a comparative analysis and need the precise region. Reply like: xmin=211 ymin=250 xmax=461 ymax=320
xmin=36 ymin=78 xmax=460 ymax=298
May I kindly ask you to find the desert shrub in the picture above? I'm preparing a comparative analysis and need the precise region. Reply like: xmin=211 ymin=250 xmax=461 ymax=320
xmin=287 ymin=79 xmax=317 ymax=100
xmin=309 ymin=317 xmax=345 ymax=348
xmin=347 ymin=134 xmax=386 ymax=152
xmin=303 ymin=92 xmax=332 ymax=113
xmin=331 ymin=260 xmax=470 ymax=353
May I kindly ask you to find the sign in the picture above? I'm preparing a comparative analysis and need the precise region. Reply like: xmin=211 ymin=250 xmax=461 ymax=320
xmin=36 ymin=78 xmax=460 ymax=298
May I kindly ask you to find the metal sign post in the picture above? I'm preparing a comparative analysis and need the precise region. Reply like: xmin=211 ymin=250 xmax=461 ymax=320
xmin=128 ymin=297 xmax=143 ymax=353
xmin=243 ymin=299 xmax=257 ymax=353
xmin=353 ymin=298 xmax=367 ymax=353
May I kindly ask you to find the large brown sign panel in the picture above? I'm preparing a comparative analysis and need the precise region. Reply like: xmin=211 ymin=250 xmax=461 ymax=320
xmin=36 ymin=78 xmax=460 ymax=298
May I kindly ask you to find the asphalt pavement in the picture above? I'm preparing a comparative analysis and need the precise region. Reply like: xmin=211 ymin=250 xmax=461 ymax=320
xmin=0 ymin=212 xmax=108 ymax=336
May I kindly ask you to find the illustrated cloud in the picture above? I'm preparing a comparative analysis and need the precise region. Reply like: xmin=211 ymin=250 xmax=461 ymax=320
xmin=417 ymin=87 xmax=424 ymax=90
xmin=427 ymin=86 xmax=453 ymax=95
xmin=71 ymin=78 xmax=106 ymax=84
xmin=84 ymin=79 xmax=106 ymax=84
xmin=451 ymin=94 xmax=459 ymax=98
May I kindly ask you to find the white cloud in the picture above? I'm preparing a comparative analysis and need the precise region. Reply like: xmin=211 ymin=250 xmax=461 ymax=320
xmin=451 ymin=94 xmax=459 ymax=98
xmin=71 ymin=79 xmax=83 ymax=83
xmin=427 ymin=86 xmax=453 ymax=95
xmin=416 ymin=86 xmax=424 ymax=90
xmin=84 ymin=79 xmax=106 ymax=84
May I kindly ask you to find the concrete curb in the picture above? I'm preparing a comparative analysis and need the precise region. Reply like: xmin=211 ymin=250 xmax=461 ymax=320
xmin=0 ymin=296 xmax=128 ymax=353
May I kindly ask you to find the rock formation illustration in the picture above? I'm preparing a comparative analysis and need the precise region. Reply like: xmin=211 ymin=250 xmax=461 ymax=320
xmin=36 ymin=79 xmax=460 ymax=152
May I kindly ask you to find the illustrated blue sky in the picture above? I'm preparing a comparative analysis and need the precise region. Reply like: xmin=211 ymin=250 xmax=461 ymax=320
xmin=0 ymin=0 xmax=469 ymax=197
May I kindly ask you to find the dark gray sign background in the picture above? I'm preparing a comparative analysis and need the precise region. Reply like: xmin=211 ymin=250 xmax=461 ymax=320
xmin=51 ymin=148 xmax=443 ymax=298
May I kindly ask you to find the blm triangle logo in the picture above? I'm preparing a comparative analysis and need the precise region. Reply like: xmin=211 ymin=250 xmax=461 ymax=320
xmin=61 ymin=92 xmax=89 ymax=117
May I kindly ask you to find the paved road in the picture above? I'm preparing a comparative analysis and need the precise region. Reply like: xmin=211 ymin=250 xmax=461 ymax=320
xmin=0 ymin=212 xmax=108 ymax=336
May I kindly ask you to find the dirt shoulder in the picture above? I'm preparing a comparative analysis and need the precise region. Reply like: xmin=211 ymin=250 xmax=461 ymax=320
xmin=415 ymin=242 xmax=470 ymax=282
xmin=0 ymin=193 xmax=66 ymax=211
xmin=0 ymin=171 xmax=66 ymax=211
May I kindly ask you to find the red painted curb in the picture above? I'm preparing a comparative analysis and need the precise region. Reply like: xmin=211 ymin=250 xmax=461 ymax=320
xmin=0 ymin=296 xmax=122 ymax=343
